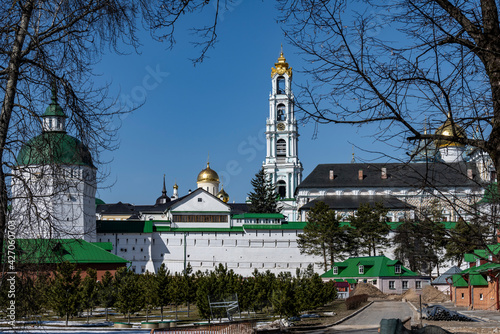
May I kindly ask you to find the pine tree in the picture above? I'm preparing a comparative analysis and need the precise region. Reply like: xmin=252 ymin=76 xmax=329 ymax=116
xmin=114 ymin=267 xmax=143 ymax=323
xmin=248 ymin=168 xmax=279 ymax=213
xmin=351 ymin=202 xmax=390 ymax=256
xmin=98 ymin=271 xmax=116 ymax=322
xmin=156 ymin=264 xmax=172 ymax=321
xmin=141 ymin=271 xmax=159 ymax=322
xmin=47 ymin=262 xmax=82 ymax=326
xmin=81 ymin=268 xmax=98 ymax=324
xmin=298 ymin=201 xmax=353 ymax=271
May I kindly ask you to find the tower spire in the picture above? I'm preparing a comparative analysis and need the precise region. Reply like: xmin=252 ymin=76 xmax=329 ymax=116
xmin=162 ymin=174 xmax=167 ymax=196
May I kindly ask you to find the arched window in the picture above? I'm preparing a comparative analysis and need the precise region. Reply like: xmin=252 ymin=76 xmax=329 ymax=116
xmin=276 ymin=139 xmax=286 ymax=157
xmin=277 ymin=104 xmax=286 ymax=121
xmin=277 ymin=180 xmax=286 ymax=198
xmin=277 ymin=76 xmax=285 ymax=94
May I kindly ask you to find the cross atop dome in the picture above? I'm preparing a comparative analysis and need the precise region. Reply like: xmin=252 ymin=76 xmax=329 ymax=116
xmin=271 ymin=45 xmax=292 ymax=78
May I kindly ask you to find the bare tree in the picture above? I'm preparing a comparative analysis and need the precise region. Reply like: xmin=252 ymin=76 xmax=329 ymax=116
xmin=276 ymin=1 xmax=500 ymax=261
xmin=0 ymin=0 xmax=231 ymax=265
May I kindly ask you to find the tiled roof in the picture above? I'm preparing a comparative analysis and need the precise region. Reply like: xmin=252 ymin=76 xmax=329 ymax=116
xmin=321 ymin=256 xmax=419 ymax=278
xmin=300 ymin=195 xmax=414 ymax=210
xmin=432 ymin=266 xmax=462 ymax=285
xmin=15 ymin=239 xmax=128 ymax=264
xmin=297 ymin=162 xmax=481 ymax=192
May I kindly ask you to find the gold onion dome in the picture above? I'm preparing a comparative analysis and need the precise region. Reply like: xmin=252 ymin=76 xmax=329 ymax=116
xmin=216 ymin=187 xmax=229 ymax=203
xmin=271 ymin=49 xmax=292 ymax=78
xmin=434 ymin=117 xmax=467 ymax=148
xmin=197 ymin=162 xmax=220 ymax=183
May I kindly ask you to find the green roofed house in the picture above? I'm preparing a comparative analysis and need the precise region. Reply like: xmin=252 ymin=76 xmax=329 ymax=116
xmin=15 ymin=239 xmax=128 ymax=280
xmin=451 ymin=244 xmax=500 ymax=310
xmin=321 ymin=256 xmax=431 ymax=296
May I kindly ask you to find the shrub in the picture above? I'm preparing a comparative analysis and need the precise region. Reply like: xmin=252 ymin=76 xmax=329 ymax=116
xmin=345 ymin=294 xmax=368 ymax=310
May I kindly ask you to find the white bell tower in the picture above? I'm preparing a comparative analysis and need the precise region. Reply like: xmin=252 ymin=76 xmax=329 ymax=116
xmin=262 ymin=48 xmax=303 ymax=219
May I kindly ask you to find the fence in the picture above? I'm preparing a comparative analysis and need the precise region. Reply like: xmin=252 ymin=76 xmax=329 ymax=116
xmin=152 ymin=321 xmax=254 ymax=334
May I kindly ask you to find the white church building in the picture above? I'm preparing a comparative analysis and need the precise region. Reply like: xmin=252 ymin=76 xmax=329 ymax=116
xmin=11 ymin=51 xmax=495 ymax=276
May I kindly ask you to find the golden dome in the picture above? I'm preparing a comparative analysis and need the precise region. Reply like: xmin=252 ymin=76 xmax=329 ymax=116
xmin=435 ymin=117 xmax=466 ymax=148
xmin=197 ymin=162 xmax=220 ymax=183
xmin=216 ymin=187 xmax=229 ymax=203
xmin=271 ymin=48 xmax=292 ymax=78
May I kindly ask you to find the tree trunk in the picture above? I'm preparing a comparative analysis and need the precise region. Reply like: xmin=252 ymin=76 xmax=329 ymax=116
xmin=105 ymin=307 xmax=108 ymax=322
xmin=175 ymin=304 xmax=178 ymax=320
xmin=66 ymin=313 xmax=69 ymax=327
xmin=161 ymin=305 xmax=164 ymax=321
xmin=0 ymin=0 xmax=34 ymax=266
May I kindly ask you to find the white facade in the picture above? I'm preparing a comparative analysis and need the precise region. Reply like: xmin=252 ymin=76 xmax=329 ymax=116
xmin=12 ymin=94 xmax=96 ymax=242
xmin=97 ymin=188 xmax=321 ymax=275
xmin=263 ymin=51 xmax=303 ymax=221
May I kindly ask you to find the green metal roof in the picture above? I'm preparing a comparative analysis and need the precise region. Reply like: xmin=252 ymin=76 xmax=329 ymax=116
xmin=42 ymin=98 xmax=66 ymax=117
xmin=452 ymin=274 xmax=469 ymax=287
xmin=155 ymin=226 xmax=244 ymax=233
xmin=16 ymin=132 xmax=93 ymax=167
xmin=91 ymin=242 xmax=113 ymax=251
xmin=232 ymin=213 xmax=285 ymax=219
xmin=15 ymin=239 xmax=128 ymax=264
xmin=321 ymin=256 xmax=417 ymax=278
xmin=243 ymin=222 xmax=307 ymax=230
xmin=95 ymin=198 xmax=106 ymax=206
xmin=464 ymin=244 xmax=500 ymax=262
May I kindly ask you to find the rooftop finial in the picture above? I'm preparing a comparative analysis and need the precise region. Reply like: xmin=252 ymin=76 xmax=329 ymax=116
xmin=162 ymin=174 xmax=166 ymax=196
xmin=50 ymin=81 xmax=58 ymax=104
xmin=280 ymin=43 xmax=283 ymax=56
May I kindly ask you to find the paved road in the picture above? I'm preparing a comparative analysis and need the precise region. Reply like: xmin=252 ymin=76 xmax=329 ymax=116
xmin=326 ymin=300 xmax=414 ymax=333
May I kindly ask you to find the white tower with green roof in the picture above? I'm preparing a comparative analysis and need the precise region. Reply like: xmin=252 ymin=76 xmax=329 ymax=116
xmin=11 ymin=90 xmax=97 ymax=241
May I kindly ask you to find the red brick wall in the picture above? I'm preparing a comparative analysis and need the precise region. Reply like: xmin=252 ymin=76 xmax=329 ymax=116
xmin=453 ymin=287 xmax=470 ymax=307
xmin=472 ymin=282 xmax=498 ymax=310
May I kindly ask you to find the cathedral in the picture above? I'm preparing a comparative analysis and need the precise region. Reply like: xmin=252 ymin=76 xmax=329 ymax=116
xmin=11 ymin=50 xmax=494 ymax=276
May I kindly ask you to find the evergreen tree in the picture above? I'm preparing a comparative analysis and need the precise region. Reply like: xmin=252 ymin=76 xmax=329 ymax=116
xmin=182 ymin=264 xmax=196 ymax=317
xmin=248 ymin=168 xmax=279 ymax=213
xmin=114 ymin=267 xmax=143 ymax=323
xmin=97 ymin=271 xmax=116 ymax=322
xmin=156 ymin=264 xmax=172 ymax=321
xmin=169 ymin=272 xmax=184 ymax=320
xmin=270 ymin=272 xmax=297 ymax=318
xmin=392 ymin=219 xmax=447 ymax=275
xmin=445 ymin=219 xmax=491 ymax=267
xmin=141 ymin=271 xmax=159 ymax=322
xmin=81 ymin=268 xmax=99 ymax=324
xmin=298 ymin=201 xmax=353 ymax=271
xmin=351 ymin=203 xmax=390 ymax=256
xmin=47 ymin=262 xmax=82 ymax=326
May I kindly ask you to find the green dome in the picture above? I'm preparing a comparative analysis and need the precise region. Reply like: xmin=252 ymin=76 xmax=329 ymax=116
xmin=17 ymin=132 xmax=94 ymax=167
xmin=42 ymin=100 xmax=66 ymax=117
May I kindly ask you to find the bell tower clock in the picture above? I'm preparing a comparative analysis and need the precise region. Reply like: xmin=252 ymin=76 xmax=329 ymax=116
xmin=262 ymin=48 xmax=303 ymax=220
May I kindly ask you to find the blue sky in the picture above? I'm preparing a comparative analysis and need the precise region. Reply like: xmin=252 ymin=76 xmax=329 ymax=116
xmin=93 ymin=1 xmax=404 ymax=205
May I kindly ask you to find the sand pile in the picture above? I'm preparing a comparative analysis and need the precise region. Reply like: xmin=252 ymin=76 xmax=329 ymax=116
xmin=402 ymin=285 xmax=448 ymax=303
xmin=351 ymin=283 xmax=385 ymax=298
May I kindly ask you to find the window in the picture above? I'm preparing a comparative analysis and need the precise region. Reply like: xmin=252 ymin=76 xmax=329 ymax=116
xmin=480 ymin=293 xmax=484 ymax=300
xmin=416 ymin=281 xmax=422 ymax=289
xmin=277 ymin=76 xmax=285 ymax=94
xmin=198 ymin=198 xmax=202 ymax=202
xmin=276 ymin=139 xmax=286 ymax=157
xmin=277 ymin=180 xmax=286 ymax=198
xmin=461 ymin=293 xmax=465 ymax=299
xmin=372 ymin=280 xmax=377 ymax=285
xmin=395 ymin=264 xmax=401 ymax=274
xmin=359 ymin=265 xmax=364 ymax=274
xmin=389 ymin=281 xmax=395 ymax=290
xmin=402 ymin=281 xmax=408 ymax=290
xmin=333 ymin=266 xmax=338 ymax=275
